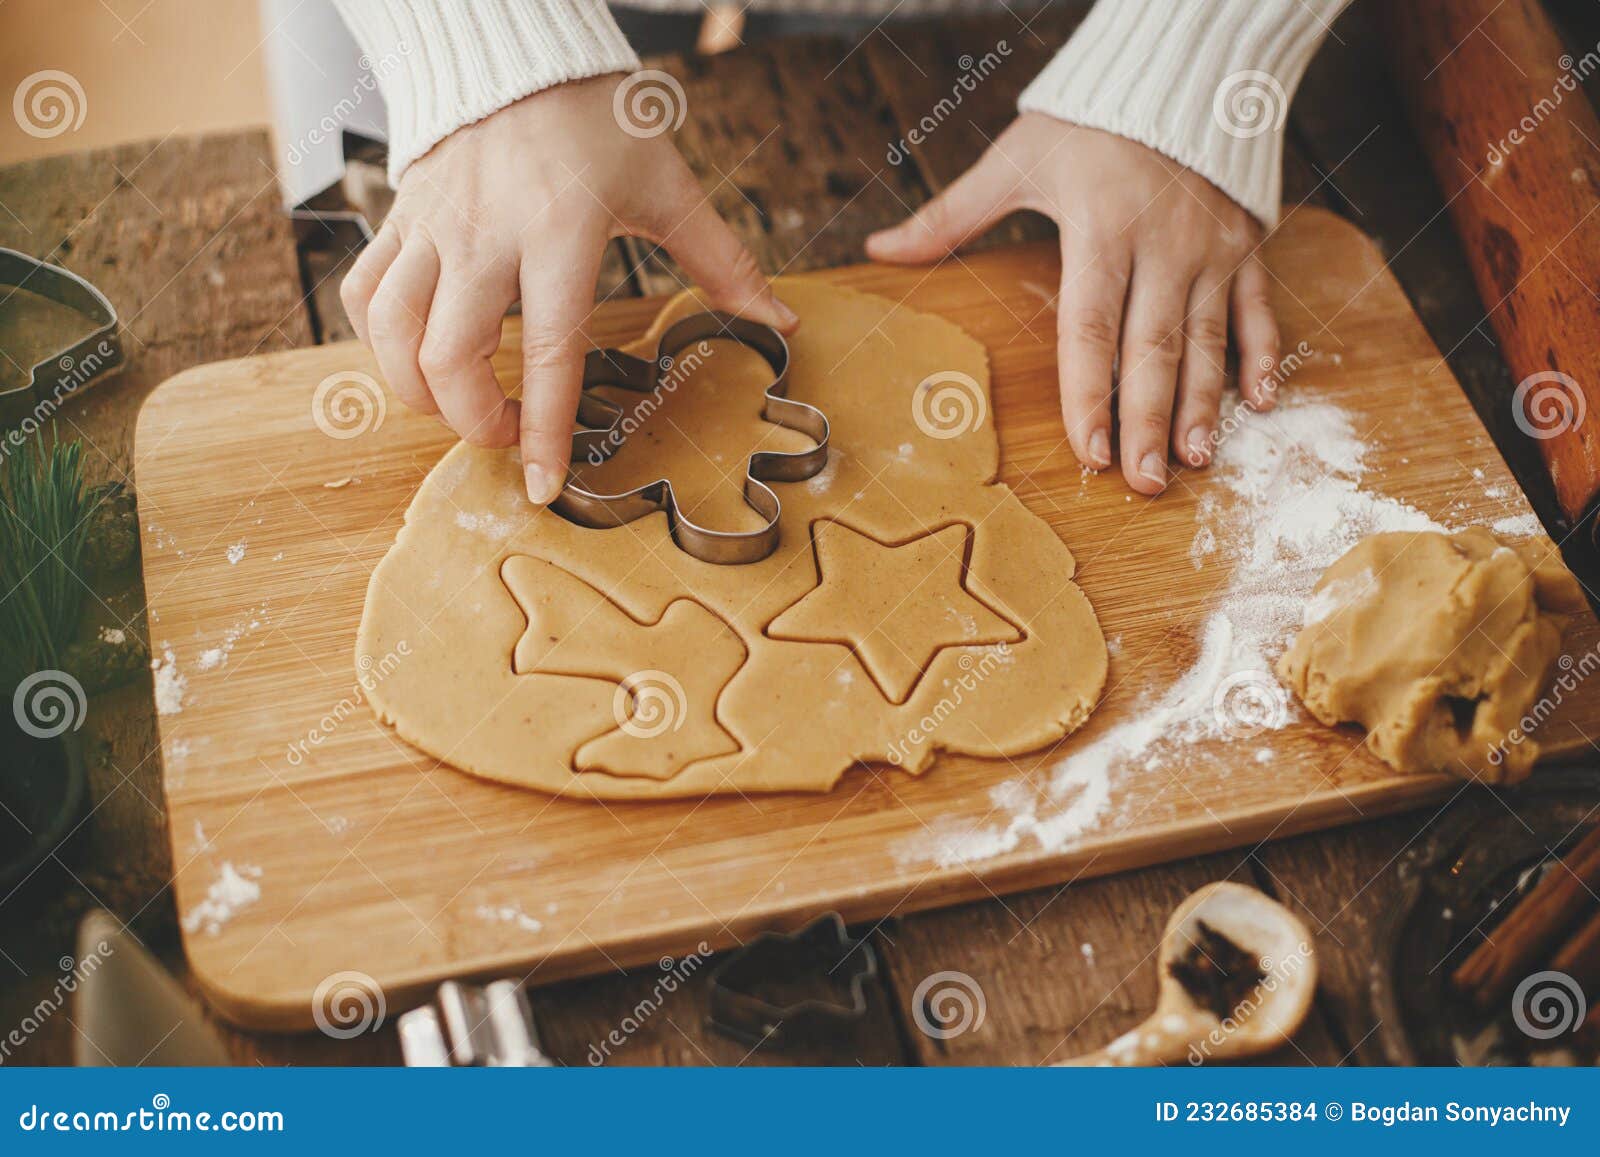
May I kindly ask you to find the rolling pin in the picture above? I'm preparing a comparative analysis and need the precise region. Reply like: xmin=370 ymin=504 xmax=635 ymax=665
xmin=1383 ymin=0 xmax=1600 ymax=540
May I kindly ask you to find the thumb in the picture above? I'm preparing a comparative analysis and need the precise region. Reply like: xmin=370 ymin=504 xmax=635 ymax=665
xmin=659 ymin=194 xmax=799 ymax=333
xmin=866 ymin=147 xmax=1014 ymax=264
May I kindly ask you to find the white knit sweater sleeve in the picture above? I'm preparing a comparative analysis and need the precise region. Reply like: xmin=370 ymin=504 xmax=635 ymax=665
xmin=1018 ymin=0 xmax=1352 ymax=226
xmin=332 ymin=0 xmax=640 ymax=185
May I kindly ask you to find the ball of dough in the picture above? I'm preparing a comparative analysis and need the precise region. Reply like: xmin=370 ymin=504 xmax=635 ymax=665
xmin=1276 ymin=527 xmax=1586 ymax=783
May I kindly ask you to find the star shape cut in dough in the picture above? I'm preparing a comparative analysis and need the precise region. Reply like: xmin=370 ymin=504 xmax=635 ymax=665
xmin=767 ymin=520 xmax=1022 ymax=704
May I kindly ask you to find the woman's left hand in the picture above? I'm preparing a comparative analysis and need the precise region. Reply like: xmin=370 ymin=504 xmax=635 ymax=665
xmin=867 ymin=113 xmax=1280 ymax=496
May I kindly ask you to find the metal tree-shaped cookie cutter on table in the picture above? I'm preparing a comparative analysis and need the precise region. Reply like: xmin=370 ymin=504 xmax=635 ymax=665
xmin=0 ymin=247 xmax=124 ymax=430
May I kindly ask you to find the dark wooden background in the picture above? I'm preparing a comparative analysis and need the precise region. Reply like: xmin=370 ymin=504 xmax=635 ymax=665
xmin=1 ymin=0 xmax=1594 ymax=1066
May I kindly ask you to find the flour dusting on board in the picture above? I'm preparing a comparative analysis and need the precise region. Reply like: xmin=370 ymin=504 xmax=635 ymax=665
xmin=182 ymin=862 xmax=262 ymax=935
xmin=898 ymin=390 xmax=1452 ymax=868
xmin=1493 ymin=511 xmax=1540 ymax=537
xmin=476 ymin=903 xmax=543 ymax=934
xmin=151 ymin=646 xmax=187 ymax=715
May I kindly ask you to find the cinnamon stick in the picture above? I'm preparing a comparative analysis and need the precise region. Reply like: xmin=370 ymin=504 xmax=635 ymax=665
xmin=1578 ymin=1002 xmax=1600 ymax=1054
xmin=1550 ymin=906 xmax=1600 ymax=996
xmin=1451 ymin=825 xmax=1600 ymax=1009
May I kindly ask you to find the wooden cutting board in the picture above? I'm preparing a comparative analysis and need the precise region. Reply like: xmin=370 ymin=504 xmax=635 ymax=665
xmin=137 ymin=207 xmax=1600 ymax=1029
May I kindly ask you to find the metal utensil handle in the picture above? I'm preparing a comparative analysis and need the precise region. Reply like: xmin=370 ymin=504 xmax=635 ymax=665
xmin=399 ymin=979 xmax=554 ymax=1067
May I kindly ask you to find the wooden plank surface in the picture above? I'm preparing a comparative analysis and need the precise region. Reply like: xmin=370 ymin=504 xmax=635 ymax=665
xmin=133 ymin=206 xmax=1598 ymax=1032
xmin=623 ymin=37 xmax=930 ymax=293
xmin=860 ymin=6 xmax=1083 ymax=251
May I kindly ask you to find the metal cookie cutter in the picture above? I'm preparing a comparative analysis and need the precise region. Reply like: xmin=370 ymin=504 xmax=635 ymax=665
xmin=707 ymin=912 xmax=878 ymax=1049
xmin=399 ymin=980 xmax=555 ymax=1067
xmin=0 ymin=248 xmax=124 ymax=430
xmin=552 ymin=311 xmax=829 ymax=566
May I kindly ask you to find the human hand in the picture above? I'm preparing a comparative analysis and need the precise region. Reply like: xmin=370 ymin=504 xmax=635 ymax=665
xmin=867 ymin=114 xmax=1279 ymax=496
xmin=340 ymin=75 xmax=798 ymax=504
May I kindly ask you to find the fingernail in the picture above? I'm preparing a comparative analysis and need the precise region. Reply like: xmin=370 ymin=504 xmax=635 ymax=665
xmin=1139 ymin=453 xmax=1167 ymax=487
xmin=525 ymin=462 xmax=564 ymax=505
xmin=772 ymin=296 xmax=799 ymax=329
xmin=1186 ymin=427 xmax=1213 ymax=466
xmin=865 ymin=225 xmax=905 ymax=254
xmin=1088 ymin=429 xmax=1111 ymax=469
xmin=1255 ymin=379 xmax=1278 ymax=411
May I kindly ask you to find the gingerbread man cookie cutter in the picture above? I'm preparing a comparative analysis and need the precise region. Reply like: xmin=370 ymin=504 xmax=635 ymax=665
xmin=552 ymin=310 xmax=830 ymax=566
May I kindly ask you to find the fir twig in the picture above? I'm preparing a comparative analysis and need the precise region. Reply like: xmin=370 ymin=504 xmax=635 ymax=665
xmin=0 ymin=435 xmax=95 ymax=688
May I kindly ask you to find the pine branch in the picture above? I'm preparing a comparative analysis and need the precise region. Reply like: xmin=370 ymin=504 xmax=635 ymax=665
xmin=0 ymin=435 xmax=94 ymax=689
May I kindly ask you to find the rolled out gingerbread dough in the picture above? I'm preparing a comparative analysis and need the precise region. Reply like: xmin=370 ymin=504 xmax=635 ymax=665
xmin=1276 ymin=527 xmax=1586 ymax=783
xmin=357 ymin=279 xmax=1106 ymax=799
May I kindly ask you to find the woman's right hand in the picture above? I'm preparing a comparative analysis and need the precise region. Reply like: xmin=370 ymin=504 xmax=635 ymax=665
xmin=340 ymin=74 xmax=798 ymax=505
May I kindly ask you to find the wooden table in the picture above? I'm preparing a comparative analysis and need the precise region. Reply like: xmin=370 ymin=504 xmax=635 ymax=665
xmin=0 ymin=1 xmax=1593 ymax=1066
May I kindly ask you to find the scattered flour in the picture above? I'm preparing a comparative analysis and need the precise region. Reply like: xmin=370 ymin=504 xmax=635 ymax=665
xmin=454 ymin=510 xmax=519 ymax=538
xmin=806 ymin=448 xmax=842 ymax=496
xmin=948 ymin=609 xmax=980 ymax=639
xmin=477 ymin=904 xmax=543 ymax=934
xmin=200 ymin=606 xmax=269 ymax=673
xmin=897 ymin=390 xmax=1449 ymax=868
xmin=1492 ymin=511 xmax=1541 ymax=537
xmin=151 ymin=608 xmax=271 ymax=705
xmin=429 ymin=453 xmax=471 ymax=496
xmin=226 ymin=541 xmax=247 ymax=565
xmin=151 ymin=646 xmax=186 ymax=715
xmin=1301 ymin=569 xmax=1375 ymax=625
xmin=98 ymin=626 xmax=126 ymax=645
xmin=182 ymin=862 xmax=262 ymax=935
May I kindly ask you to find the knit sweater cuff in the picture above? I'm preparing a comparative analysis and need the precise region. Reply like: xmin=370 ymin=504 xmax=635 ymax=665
xmin=334 ymin=0 xmax=641 ymax=185
xmin=1017 ymin=0 xmax=1349 ymax=227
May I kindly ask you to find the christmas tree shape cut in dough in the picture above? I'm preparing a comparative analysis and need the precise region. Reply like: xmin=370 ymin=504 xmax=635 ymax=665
xmin=502 ymin=555 xmax=744 ymax=780
xmin=767 ymin=520 xmax=1022 ymax=704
